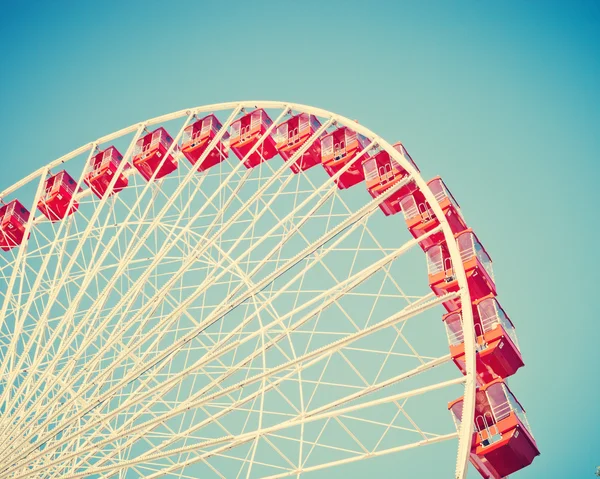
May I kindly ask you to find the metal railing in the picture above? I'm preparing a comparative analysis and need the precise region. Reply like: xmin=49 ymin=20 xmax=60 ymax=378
xmin=475 ymin=412 xmax=500 ymax=445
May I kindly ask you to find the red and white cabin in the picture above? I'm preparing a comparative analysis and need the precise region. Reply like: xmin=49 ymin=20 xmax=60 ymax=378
xmin=84 ymin=146 xmax=130 ymax=199
xmin=37 ymin=170 xmax=81 ymax=222
xmin=181 ymin=115 xmax=229 ymax=172
xmin=363 ymin=142 xmax=419 ymax=216
xmin=425 ymin=229 xmax=496 ymax=311
xmin=0 ymin=200 xmax=30 ymax=251
xmin=399 ymin=177 xmax=467 ymax=250
xmin=449 ymin=380 xmax=539 ymax=479
xmin=321 ymin=127 xmax=371 ymax=189
xmin=132 ymin=128 xmax=178 ymax=181
xmin=443 ymin=294 xmax=523 ymax=382
xmin=275 ymin=113 xmax=322 ymax=173
xmin=229 ymin=109 xmax=278 ymax=169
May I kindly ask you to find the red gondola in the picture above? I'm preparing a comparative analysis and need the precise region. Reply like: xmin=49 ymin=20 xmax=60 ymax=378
xmin=37 ymin=170 xmax=81 ymax=222
xmin=84 ymin=146 xmax=130 ymax=199
xmin=275 ymin=113 xmax=322 ymax=173
xmin=321 ymin=127 xmax=371 ymax=189
xmin=363 ymin=142 xmax=419 ymax=215
xmin=399 ymin=177 xmax=466 ymax=250
xmin=425 ymin=229 xmax=496 ymax=311
xmin=0 ymin=200 xmax=30 ymax=251
xmin=181 ymin=115 xmax=229 ymax=172
xmin=229 ymin=109 xmax=278 ymax=169
xmin=132 ymin=128 xmax=178 ymax=181
xmin=443 ymin=294 xmax=523 ymax=382
xmin=449 ymin=380 xmax=539 ymax=478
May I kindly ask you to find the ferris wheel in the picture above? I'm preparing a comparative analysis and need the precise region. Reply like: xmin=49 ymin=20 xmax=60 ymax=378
xmin=0 ymin=101 xmax=539 ymax=479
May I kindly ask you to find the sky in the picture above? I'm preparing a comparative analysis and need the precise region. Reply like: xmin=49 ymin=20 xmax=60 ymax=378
xmin=1 ymin=0 xmax=599 ymax=477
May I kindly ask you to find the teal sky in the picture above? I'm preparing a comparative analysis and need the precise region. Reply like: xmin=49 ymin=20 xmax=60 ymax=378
xmin=1 ymin=0 xmax=599 ymax=477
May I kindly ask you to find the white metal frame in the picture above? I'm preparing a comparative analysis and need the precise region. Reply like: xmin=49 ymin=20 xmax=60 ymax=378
xmin=0 ymin=101 xmax=475 ymax=479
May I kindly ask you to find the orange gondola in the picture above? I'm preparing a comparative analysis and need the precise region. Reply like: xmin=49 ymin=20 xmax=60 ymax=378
xmin=443 ymin=294 xmax=524 ymax=382
xmin=84 ymin=146 xmax=130 ymax=198
xmin=0 ymin=200 xmax=30 ymax=251
xmin=181 ymin=114 xmax=229 ymax=172
xmin=132 ymin=128 xmax=178 ymax=181
xmin=37 ymin=170 xmax=81 ymax=222
xmin=321 ymin=126 xmax=371 ymax=189
xmin=449 ymin=380 xmax=539 ymax=478
xmin=275 ymin=113 xmax=322 ymax=173
xmin=399 ymin=177 xmax=467 ymax=250
xmin=425 ymin=229 xmax=496 ymax=311
xmin=229 ymin=109 xmax=278 ymax=169
xmin=363 ymin=142 xmax=419 ymax=215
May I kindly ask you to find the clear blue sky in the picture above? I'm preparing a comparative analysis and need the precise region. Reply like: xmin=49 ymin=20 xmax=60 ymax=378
xmin=1 ymin=0 xmax=598 ymax=477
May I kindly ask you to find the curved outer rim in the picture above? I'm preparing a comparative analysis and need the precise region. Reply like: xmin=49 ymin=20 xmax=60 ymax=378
xmin=0 ymin=100 xmax=476 ymax=479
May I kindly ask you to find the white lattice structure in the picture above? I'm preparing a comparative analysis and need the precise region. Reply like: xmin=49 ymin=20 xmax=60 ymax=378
xmin=0 ymin=102 xmax=477 ymax=479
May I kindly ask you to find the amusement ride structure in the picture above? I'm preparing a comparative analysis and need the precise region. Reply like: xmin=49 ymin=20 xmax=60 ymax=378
xmin=0 ymin=101 xmax=539 ymax=478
